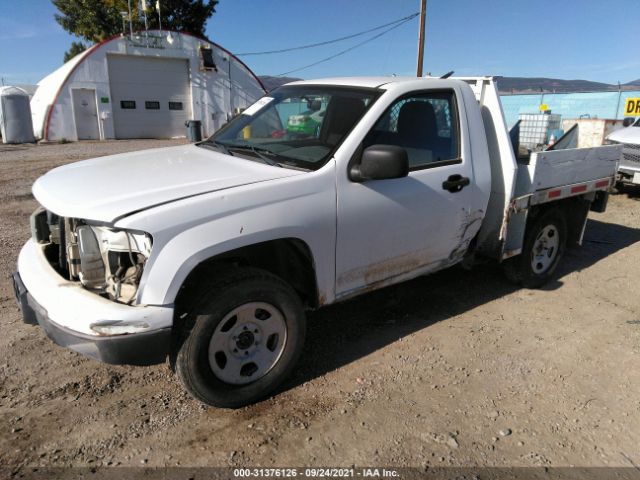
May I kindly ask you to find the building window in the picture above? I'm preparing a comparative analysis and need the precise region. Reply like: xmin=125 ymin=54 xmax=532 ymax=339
xmin=120 ymin=100 xmax=136 ymax=109
xmin=200 ymin=47 xmax=216 ymax=70
xmin=169 ymin=102 xmax=183 ymax=111
xmin=145 ymin=101 xmax=160 ymax=110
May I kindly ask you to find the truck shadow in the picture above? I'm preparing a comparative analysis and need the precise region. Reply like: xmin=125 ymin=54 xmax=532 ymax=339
xmin=284 ymin=218 xmax=640 ymax=392
xmin=616 ymin=185 xmax=640 ymax=200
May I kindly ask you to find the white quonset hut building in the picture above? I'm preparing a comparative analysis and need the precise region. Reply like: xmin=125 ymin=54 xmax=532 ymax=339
xmin=31 ymin=30 xmax=266 ymax=141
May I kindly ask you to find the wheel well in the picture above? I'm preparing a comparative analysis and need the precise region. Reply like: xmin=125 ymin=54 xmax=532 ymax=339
xmin=527 ymin=196 xmax=591 ymax=246
xmin=176 ymin=238 xmax=320 ymax=310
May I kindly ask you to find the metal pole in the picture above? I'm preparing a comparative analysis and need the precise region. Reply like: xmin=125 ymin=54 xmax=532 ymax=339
xmin=229 ymin=57 xmax=234 ymax=115
xmin=127 ymin=0 xmax=133 ymax=37
xmin=145 ymin=12 xmax=149 ymax=35
xmin=416 ymin=0 xmax=427 ymax=77
xmin=157 ymin=1 xmax=162 ymax=32
xmin=142 ymin=1 xmax=149 ymax=33
xmin=142 ymin=1 xmax=149 ymax=39
xmin=615 ymin=81 xmax=622 ymax=120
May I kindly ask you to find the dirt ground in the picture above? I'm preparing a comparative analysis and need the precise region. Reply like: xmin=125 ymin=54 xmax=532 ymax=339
xmin=0 ymin=140 xmax=639 ymax=472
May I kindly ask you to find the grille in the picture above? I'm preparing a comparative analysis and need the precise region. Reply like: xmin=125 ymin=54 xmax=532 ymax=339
xmin=622 ymin=143 xmax=640 ymax=165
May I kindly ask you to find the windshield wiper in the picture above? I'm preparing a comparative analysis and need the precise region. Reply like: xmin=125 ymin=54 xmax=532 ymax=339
xmin=210 ymin=140 xmax=233 ymax=155
xmin=225 ymin=144 xmax=283 ymax=168
xmin=198 ymin=140 xmax=234 ymax=156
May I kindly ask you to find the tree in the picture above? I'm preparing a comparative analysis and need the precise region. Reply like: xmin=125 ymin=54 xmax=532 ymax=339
xmin=53 ymin=0 xmax=219 ymax=61
xmin=64 ymin=41 xmax=89 ymax=63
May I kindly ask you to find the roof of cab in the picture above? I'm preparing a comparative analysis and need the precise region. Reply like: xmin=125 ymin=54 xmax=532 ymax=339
xmin=284 ymin=76 xmax=433 ymax=89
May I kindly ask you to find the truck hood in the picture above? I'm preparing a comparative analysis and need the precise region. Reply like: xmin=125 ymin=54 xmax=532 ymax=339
xmin=607 ymin=126 xmax=640 ymax=144
xmin=33 ymin=144 xmax=305 ymax=222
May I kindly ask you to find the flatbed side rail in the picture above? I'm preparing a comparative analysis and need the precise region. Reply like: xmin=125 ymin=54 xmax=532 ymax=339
xmin=500 ymin=175 xmax=614 ymax=260
xmin=528 ymin=176 xmax=612 ymax=208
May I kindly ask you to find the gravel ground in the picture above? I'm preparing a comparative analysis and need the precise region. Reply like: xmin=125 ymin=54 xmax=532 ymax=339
xmin=0 ymin=140 xmax=639 ymax=472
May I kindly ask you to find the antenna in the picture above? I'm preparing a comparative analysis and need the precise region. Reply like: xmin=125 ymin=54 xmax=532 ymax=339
xmin=156 ymin=0 xmax=162 ymax=32
xmin=120 ymin=11 xmax=128 ymax=36
xmin=440 ymin=71 xmax=454 ymax=79
xmin=127 ymin=0 xmax=133 ymax=37
xmin=140 ymin=0 xmax=149 ymax=36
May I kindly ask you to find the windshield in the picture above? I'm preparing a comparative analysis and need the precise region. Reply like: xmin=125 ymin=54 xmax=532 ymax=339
xmin=202 ymin=86 xmax=381 ymax=170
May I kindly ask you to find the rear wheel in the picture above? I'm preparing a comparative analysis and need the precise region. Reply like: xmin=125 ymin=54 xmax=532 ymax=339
xmin=503 ymin=208 xmax=567 ymax=288
xmin=172 ymin=267 xmax=306 ymax=408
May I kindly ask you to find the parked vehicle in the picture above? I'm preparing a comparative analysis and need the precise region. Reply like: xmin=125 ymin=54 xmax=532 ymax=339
xmin=286 ymin=108 xmax=325 ymax=136
xmin=605 ymin=117 xmax=640 ymax=186
xmin=12 ymin=76 xmax=620 ymax=407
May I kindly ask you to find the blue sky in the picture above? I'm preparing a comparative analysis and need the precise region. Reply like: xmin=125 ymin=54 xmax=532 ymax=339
xmin=0 ymin=0 xmax=637 ymax=85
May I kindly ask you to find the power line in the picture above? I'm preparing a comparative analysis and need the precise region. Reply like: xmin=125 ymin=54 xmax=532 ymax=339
xmin=274 ymin=15 xmax=418 ymax=77
xmin=236 ymin=12 xmax=419 ymax=56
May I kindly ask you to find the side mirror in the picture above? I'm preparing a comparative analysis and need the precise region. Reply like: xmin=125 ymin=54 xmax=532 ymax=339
xmin=350 ymin=145 xmax=409 ymax=182
xmin=623 ymin=117 xmax=635 ymax=127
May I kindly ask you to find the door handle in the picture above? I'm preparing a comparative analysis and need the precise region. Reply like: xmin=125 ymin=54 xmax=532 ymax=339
xmin=442 ymin=174 xmax=470 ymax=193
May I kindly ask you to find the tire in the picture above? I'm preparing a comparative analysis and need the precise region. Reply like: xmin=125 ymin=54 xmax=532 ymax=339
xmin=503 ymin=208 xmax=567 ymax=288
xmin=172 ymin=267 xmax=306 ymax=408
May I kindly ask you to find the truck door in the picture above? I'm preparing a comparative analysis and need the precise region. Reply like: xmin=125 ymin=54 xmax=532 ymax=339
xmin=335 ymin=90 xmax=482 ymax=298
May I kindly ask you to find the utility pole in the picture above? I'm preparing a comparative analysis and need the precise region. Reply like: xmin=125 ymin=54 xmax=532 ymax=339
xmin=416 ymin=0 xmax=427 ymax=77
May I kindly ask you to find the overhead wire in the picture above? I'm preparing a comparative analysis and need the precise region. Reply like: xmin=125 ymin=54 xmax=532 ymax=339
xmin=236 ymin=12 xmax=419 ymax=56
xmin=274 ymin=14 xmax=418 ymax=77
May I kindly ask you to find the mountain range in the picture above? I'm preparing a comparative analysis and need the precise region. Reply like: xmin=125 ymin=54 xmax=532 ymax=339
xmin=495 ymin=77 xmax=640 ymax=94
xmin=259 ymin=75 xmax=640 ymax=94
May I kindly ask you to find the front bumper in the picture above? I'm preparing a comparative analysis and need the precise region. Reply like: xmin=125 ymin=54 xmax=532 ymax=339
xmin=12 ymin=240 xmax=173 ymax=366
xmin=618 ymin=165 xmax=640 ymax=183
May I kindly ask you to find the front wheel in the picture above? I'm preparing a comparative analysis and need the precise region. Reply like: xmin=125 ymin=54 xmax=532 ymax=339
xmin=172 ymin=267 xmax=306 ymax=408
xmin=503 ymin=208 xmax=567 ymax=288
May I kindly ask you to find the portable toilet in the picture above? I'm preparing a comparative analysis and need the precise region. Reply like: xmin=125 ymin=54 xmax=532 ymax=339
xmin=0 ymin=86 xmax=36 ymax=144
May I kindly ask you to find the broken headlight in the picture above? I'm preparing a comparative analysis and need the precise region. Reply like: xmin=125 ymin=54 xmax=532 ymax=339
xmin=71 ymin=224 xmax=152 ymax=304
xmin=76 ymin=225 xmax=106 ymax=289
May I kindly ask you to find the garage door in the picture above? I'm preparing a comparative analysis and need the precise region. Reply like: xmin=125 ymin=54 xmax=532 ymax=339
xmin=107 ymin=55 xmax=191 ymax=139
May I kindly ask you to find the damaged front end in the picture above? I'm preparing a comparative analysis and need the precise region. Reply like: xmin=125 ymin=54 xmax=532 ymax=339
xmin=30 ymin=206 xmax=151 ymax=305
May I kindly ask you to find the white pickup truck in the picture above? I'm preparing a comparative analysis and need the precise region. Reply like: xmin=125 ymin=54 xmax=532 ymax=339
xmin=606 ymin=117 xmax=640 ymax=186
xmin=12 ymin=77 xmax=620 ymax=407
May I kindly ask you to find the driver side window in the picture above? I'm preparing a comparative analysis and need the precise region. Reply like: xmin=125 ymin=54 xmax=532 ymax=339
xmin=363 ymin=91 xmax=460 ymax=170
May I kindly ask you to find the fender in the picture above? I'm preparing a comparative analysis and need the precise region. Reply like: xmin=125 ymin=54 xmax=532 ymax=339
xmin=115 ymin=162 xmax=337 ymax=307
